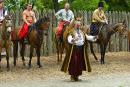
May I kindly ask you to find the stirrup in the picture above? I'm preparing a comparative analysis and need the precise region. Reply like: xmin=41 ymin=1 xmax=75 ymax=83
xmin=24 ymin=38 xmax=28 ymax=44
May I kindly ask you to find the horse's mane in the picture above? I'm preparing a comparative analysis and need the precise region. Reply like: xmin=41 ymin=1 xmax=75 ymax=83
xmin=29 ymin=16 xmax=49 ymax=30
xmin=63 ymin=20 xmax=75 ymax=41
xmin=35 ymin=16 xmax=49 ymax=27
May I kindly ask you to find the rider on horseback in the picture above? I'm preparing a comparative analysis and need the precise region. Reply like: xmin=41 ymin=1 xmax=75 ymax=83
xmin=55 ymin=3 xmax=74 ymax=40
xmin=0 ymin=0 xmax=8 ymax=55
xmin=19 ymin=3 xmax=36 ymax=44
xmin=0 ymin=0 xmax=8 ymax=25
xmin=90 ymin=1 xmax=108 ymax=36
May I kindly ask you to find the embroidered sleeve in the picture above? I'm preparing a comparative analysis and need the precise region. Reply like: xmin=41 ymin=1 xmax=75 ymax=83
xmin=4 ymin=10 xmax=8 ymax=16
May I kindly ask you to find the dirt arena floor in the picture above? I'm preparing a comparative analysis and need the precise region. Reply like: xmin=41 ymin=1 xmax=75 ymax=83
xmin=0 ymin=52 xmax=130 ymax=87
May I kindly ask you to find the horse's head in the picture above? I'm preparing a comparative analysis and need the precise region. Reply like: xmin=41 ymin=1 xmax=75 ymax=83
xmin=38 ymin=16 xmax=50 ymax=30
xmin=80 ymin=24 xmax=90 ymax=34
xmin=114 ymin=20 xmax=127 ymax=37
xmin=3 ymin=15 xmax=13 ymax=32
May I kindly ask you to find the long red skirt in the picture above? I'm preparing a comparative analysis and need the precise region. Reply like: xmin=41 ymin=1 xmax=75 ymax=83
xmin=68 ymin=45 xmax=86 ymax=76
xmin=19 ymin=23 xmax=29 ymax=39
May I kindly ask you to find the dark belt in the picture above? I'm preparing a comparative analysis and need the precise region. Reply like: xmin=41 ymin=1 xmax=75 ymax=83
xmin=74 ymin=45 xmax=83 ymax=49
xmin=91 ymin=22 xmax=101 ymax=25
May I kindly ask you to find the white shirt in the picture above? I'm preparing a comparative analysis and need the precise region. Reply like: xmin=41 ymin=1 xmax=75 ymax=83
xmin=55 ymin=9 xmax=74 ymax=22
xmin=68 ymin=29 xmax=97 ymax=46
xmin=68 ymin=29 xmax=84 ymax=46
xmin=0 ymin=8 xmax=7 ymax=21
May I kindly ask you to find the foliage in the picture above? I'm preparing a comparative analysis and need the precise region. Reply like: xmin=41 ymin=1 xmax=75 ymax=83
xmin=4 ymin=0 xmax=130 ymax=11
xmin=5 ymin=0 xmax=25 ymax=11
xmin=58 ymin=0 xmax=108 ymax=11
xmin=4 ymin=0 xmax=50 ymax=12
xmin=105 ymin=0 xmax=130 ymax=11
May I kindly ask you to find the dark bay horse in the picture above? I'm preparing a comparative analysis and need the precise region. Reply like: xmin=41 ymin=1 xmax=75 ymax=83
xmin=0 ymin=15 xmax=13 ymax=70
xmin=11 ymin=16 xmax=50 ymax=68
xmin=127 ymin=31 xmax=130 ymax=51
xmin=89 ymin=21 xmax=127 ymax=64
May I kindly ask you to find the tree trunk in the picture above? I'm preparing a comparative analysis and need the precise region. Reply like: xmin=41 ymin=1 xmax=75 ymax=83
xmin=53 ymin=0 xmax=59 ymax=12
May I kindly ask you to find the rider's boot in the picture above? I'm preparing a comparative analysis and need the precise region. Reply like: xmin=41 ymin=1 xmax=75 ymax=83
xmin=24 ymin=37 xmax=28 ymax=44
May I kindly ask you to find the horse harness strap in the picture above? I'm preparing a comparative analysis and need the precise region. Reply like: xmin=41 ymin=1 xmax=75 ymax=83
xmin=98 ymin=23 xmax=104 ymax=35
xmin=111 ymin=27 xmax=117 ymax=33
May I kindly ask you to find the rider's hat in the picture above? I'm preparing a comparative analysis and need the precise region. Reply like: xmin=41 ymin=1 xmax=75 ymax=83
xmin=98 ymin=1 xmax=104 ymax=7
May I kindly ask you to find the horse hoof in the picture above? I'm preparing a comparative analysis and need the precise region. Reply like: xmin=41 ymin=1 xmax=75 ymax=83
xmin=7 ymin=68 xmax=10 ymax=71
xmin=23 ymin=63 xmax=26 ymax=66
xmin=38 ymin=65 xmax=42 ymax=68
xmin=28 ymin=66 xmax=32 ymax=69
xmin=14 ymin=64 xmax=16 ymax=67
xmin=100 ymin=61 xmax=105 ymax=64
xmin=96 ymin=59 xmax=99 ymax=62
xmin=14 ymin=63 xmax=16 ymax=67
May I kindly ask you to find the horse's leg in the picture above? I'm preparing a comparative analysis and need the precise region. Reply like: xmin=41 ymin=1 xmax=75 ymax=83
xmin=6 ymin=47 xmax=10 ymax=71
xmin=0 ymin=49 xmax=1 ymax=70
xmin=20 ymin=42 xmax=26 ymax=66
xmin=129 ymin=40 xmax=130 ymax=51
xmin=102 ymin=44 xmax=108 ymax=64
xmin=36 ymin=46 xmax=42 ymax=68
xmin=100 ymin=44 xmax=104 ymax=64
xmin=13 ymin=41 xmax=18 ymax=66
xmin=89 ymin=42 xmax=98 ymax=61
xmin=59 ymin=42 xmax=63 ymax=62
xmin=28 ymin=45 xmax=34 ymax=69
xmin=61 ymin=42 xmax=65 ymax=62
xmin=56 ymin=39 xmax=60 ymax=62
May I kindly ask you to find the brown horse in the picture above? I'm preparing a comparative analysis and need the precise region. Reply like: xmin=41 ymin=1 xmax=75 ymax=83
xmin=0 ymin=15 xmax=13 ymax=70
xmin=54 ymin=21 xmax=70 ymax=63
xmin=88 ymin=21 xmax=127 ymax=64
xmin=127 ymin=31 xmax=130 ymax=51
xmin=11 ymin=16 xmax=50 ymax=68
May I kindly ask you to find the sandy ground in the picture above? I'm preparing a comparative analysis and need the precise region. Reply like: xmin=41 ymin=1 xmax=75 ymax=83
xmin=0 ymin=52 xmax=130 ymax=87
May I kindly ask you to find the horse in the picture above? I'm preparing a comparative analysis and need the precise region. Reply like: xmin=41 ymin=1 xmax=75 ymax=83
xmin=54 ymin=21 xmax=70 ymax=63
xmin=127 ymin=31 xmax=130 ymax=51
xmin=11 ymin=16 xmax=50 ymax=68
xmin=0 ymin=15 xmax=13 ymax=70
xmin=88 ymin=21 xmax=127 ymax=64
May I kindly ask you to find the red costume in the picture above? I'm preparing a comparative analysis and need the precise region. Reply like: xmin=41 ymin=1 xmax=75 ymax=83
xmin=19 ymin=23 xmax=28 ymax=39
xmin=19 ymin=21 xmax=32 ymax=39
xmin=57 ymin=21 xmax=65 ymax=37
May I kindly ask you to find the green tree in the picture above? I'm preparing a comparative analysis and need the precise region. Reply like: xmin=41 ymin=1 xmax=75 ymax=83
xmin=105 ymin=0 xmax=130 ymax=11
xmin=73 ymin=0 xmax=108 ymax=11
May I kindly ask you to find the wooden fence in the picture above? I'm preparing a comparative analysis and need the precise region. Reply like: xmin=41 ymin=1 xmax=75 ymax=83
xmin=9 ymin=10 xmax=130 ymax=56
